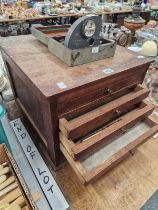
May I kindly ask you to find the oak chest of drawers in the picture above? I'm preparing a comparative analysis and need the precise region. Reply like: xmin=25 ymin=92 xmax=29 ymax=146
xmin=1 ymin=35 xmax=158 ymax=185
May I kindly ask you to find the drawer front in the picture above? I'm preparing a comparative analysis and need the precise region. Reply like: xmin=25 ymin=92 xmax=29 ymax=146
xmin=57 ymin=67 xmax=147 ymax=116
xmin=59 ymin=85 xmax=150 ymax=140
xmin=60 ymin=116 xmax=158 ymax=185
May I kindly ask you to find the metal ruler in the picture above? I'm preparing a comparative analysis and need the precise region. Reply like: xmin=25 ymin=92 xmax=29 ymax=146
xmin=10 ymin=118 xmax=69 ymax=210
xmin=1 ymin=116 xmax=68 ymax=210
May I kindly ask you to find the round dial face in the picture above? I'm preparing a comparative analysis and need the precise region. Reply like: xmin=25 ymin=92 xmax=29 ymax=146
xmin=82 ymin=20 xmax=96 ymax=38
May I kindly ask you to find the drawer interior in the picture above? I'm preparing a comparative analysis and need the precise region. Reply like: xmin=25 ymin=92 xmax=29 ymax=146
xmin=60 ymin=85 xmax=150 ymax=140
xmin=80 ymin=121 xmax=153 ymax=171
xmin=60 ymin=117 xmax=158 ymax=185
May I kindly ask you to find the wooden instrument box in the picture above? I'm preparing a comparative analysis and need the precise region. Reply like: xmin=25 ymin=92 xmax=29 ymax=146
xmin=31 ymin=26 xmax=116 ymax=66
xmin=0 ymin=35 xmax=158 ymax=185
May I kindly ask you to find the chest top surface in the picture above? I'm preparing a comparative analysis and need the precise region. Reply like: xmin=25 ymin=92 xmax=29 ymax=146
xmin=0 ymin=35 xmax=152 ymax=98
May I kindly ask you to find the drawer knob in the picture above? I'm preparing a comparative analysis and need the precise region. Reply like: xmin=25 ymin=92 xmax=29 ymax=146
xmin=120 ymin=128 xmax=129 ymax=134
xmin=106 ymin=88 xmax=112 ymax=95
xmin=115 ymin=109 xmax=121 ymax=115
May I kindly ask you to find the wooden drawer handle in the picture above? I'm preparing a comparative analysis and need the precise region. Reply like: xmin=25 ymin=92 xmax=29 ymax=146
xmin=105 ymin=88 xmax=113 ymax=95
xmin=120 ymin=128 xmax=129 ymax=134
xmin=115 ymin=109 xmax=121 ymax=115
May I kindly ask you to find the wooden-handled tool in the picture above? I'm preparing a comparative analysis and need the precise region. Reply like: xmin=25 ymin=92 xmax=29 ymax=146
xmin=0 ymin=176 xmax=15 ymax=191
xmin=0 ymin=182 xmax=18 ymax=198
xmin=0 ymin=162 xmax=8 ymax=171
xmin=2 ymin=162 xmax=8 ymax=167
xmin=0 ymin=160 xmax=29 ymax=210
xmin=0 ymin=175 xmax=7 ymax=185
xmin=0 ymin=188 xmax=22 ymax=205
xmin=0 ymin=167 xmax=10 ymax=176
xmin=5 ymin=195 xmax=25 ymax=210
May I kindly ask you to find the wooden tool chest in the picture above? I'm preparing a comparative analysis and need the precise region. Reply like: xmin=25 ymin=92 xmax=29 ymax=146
xmin=0 ymin=35 xmax=158 ymax=185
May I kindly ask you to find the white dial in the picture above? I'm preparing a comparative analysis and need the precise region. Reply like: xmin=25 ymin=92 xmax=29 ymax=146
xmin=83 ymin=20 xmax=96 ymax=38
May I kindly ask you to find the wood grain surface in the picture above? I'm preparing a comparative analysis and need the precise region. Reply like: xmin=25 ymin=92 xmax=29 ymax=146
xmin=0 ymin=35 xmax=153 ymax=97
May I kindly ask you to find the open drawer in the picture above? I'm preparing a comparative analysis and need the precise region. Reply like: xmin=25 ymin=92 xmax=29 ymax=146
xmin=60 ymin=101 xmax=154 ymax=160
xmin=60 ymin=85 xmax=150 ymax=140
xmin=60 ymin=117 xmax=158 ymax=185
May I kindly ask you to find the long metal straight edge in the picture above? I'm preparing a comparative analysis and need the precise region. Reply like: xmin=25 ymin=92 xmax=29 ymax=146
xmin=1 ymin=115 xmax=52 ymax=210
